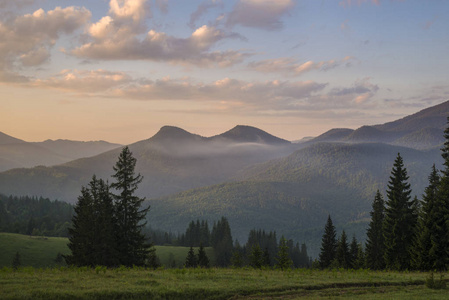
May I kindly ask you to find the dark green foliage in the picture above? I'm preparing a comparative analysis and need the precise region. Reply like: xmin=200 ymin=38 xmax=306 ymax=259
xmin=197 ymin=244 xmax=210 ymax=268
xmin=111 ymin=146 xmax=151 ymax=267
xmin=66 ymin=186 xmax=95 ymax=267
xmin=185 ymin=247 xmax=197 ymax=268
xmin=276 ymin=236 xmax=293 ymax=270
xmin=211 ymin=217 xmax=233 ymax=267
xmin=354 ymin=243 xmax=365 ymax=269
xmin=426 ymin=272 xmax=447 ymax=290
xmin=319 ymin=215 xmax=337 ymax=269
xmin=231 ymin=251 xmax=244 ymax=268
xmin=383 ymin=153 xmax=417 ymax=270
xmin=430 ymin=117 xmax=449 ymax=271
xmin=414 ymin=165 xmax=446 ymax=270
xmin=334 ymin=231 xmax=350 ymax=269
xmin=179 ymin=220 xmax=210 ymax=247
xmin=349 ymin=235 xmax=358 ymax=269
xmin=245 ymin=229 xmax=278 ymax=266
xmin=262 ymin=247 xmax=271 ymax=267
xmin=365 ymin=190 xmax=385 ymax=270
xmin=66 ymin=176 xmax=118 ymax=267
xmin=66 ymin=147 xmax=157 ymax=268
xmin=12 ymin=251 xmax=21 ymax=270
xmin=249 ymin=245 xmax=263 ymax=268
xmin=0 ymin=194 xmax=72 ymax=237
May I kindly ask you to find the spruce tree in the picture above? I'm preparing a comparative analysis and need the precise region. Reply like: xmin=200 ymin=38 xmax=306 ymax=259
xmin=111 ymin=147 xmax=151 ymax=267
xmin=349 ymin=235 xmax=358 ymax=269
xmin=383 ymin=153 xmax=416 ymax=270
xmin=276 ymin=236 xmax=293 ymax=270
xmin=66 ymin=187 xmax=95 ymax=266
xmin=365 ymin=190 xmax=385 ymax=270
xmin=334 ymin=230 xmax=350 ymax=269
xmin=197 ymin=244 xmax=210 ymax=268
xmin=432 ymin=117 xmax=449 ymax=271
xmin=185 ymin=246 xmax=197 ymax=268
xmin=90 ymin=176 xmax=118 ymax=267
xmin=262 ymin=247 xmax=271 ymax=267
xmin=249 ymin=244 xmax=263 ymax=268
xmin=319 ymin=215 xmax=337 ymax=269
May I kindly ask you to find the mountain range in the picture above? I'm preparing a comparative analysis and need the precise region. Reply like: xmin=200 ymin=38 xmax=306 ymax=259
xmin=0 ymin=132 xmax=122 ymax=172
xmin=0 ymin=100 xmax=448 ymax=255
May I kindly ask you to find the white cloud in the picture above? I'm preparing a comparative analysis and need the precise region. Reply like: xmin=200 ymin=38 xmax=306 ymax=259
xmin=72 ymin=23 xmax=248 ymax=67
xmin=32 ymin=69 xmax=132 ymax=93
xmin=248 ymin=56 xmax=354 ymax=76
xmin=0 ymin=6 xmax=91 ymax=73
xmin=109 ymin=0 xmax=148 ymax=22
xmin=226 ymin=0 xmax=295 ymax=30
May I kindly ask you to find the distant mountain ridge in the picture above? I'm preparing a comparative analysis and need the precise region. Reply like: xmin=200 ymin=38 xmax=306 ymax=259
xmin=309 ymin=100 xmax=449 ymax=149
xmin=0 ymin=125 xmax=295 ymax=202
xmin=0 ymin=133 xmax=122 ymax=172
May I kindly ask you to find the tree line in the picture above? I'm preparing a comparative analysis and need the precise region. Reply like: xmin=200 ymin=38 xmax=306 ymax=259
xmin=0 ymin=195 xmax=72 ymax=237
xmin=318 ymin=118 xmax=449 ymax=271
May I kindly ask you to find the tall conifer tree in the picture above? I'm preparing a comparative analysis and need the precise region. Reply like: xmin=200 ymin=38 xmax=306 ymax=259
xmin=66 ymin=187 xmax=95 ymax=266
xmin=319 ymin=215 xmax=337 ymax=269
xmin=431 ymin=117 xmax=449 ymax=270
xmin=335 ymin=230 xmax=350 ymax=268
xmin=383 ymin=153 xmax=416 ymax=270
xmin=365 ymin=190 xmax=385 ymax=270
xmin=111 ymin=146 xmax=151 ymax=267
xmin=414 ymin=165 xmax=441 ymax=270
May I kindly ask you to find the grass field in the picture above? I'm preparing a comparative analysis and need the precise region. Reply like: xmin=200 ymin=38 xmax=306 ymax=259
xmin=0 ymin=267 xmax=447 ymax=299
xmin=0 ymin=232 xmax=214 ymax=268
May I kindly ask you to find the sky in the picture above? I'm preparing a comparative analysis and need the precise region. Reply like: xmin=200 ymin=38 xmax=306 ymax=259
xmin=0 ymin=0 xmax=448 ymax=144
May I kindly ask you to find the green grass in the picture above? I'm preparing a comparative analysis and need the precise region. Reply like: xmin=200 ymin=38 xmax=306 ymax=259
xmin=0 ymin=267 xmax=447 ymax=299
xmin=155 ymin=245 xmax=215 ymax=268
xmin=0 ymin=232 xmax=214 ymax=268
xmin=0 ymin=233 xmax=70 ymax=268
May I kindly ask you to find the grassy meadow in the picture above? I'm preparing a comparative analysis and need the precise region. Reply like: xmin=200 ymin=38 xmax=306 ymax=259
xmin=1 ymin=232 xmax=448 ymax=299
xmin=0 ymin=233 xmax=213 ymax=268
xmin=1 ymin=267 xmax=448 ymax=299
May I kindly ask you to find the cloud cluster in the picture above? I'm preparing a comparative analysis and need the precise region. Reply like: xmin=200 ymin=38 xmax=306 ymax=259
xmin=32 ymin=69 xmax=132 ymax=93
xmin=248 ymin=56 xmax=354 ymax=76
xmin=226 ymin=0 xmax=295 ymax=30
xmin=0 ymin=6 xmax=91 ymax=79
xmin=70 ymin=0 xmax=249 ymax=67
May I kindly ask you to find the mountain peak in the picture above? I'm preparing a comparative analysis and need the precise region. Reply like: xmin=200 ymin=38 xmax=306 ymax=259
xmin=214 ymin=125 xmax=290 ymax=145
xmin=150 ymin=126 xmax=204 ymax=142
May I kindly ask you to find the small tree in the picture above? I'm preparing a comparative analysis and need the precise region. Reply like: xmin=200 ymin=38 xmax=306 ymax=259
xmin=276 ymin=236 xmax=293 ymax=270
xmin=249 ymin=244 xmax=263 ymax=269
xmin=349 ymin=235 xmax=358 ymax=269
xmin=319 ymin=215 xmax=337 ymax=269
xmin=12 ymin=251 xmax=21 ymax=270
xmin=185 ymin=246 xmax=198 ymax=268
xmin=197 ymin=244 xmax=210 ymax=268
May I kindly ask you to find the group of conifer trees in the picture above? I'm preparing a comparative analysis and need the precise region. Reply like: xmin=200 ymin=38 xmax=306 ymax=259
xmin=231 ymin=229 xmax=311 ymax=269
xmin=318 ymin=216 xmax=364 ymax=269
xmin=319 ymin=118 xmax=449 ymax=271
xmin=65 ymin=147 xmax=158 ymax=268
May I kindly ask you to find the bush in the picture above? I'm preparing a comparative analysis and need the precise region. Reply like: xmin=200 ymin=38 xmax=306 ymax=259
xmin=426 ymin=272 xmax=446 ymax=290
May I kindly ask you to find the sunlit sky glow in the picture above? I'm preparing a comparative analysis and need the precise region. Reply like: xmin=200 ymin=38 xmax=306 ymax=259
xmin=1 ymin=0 xmax=448 ymax=144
